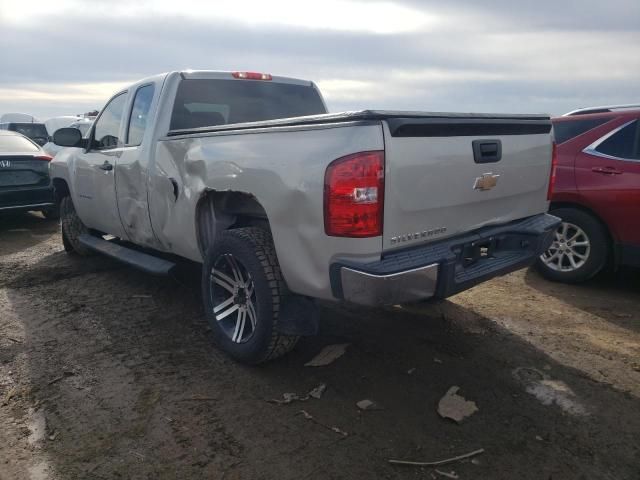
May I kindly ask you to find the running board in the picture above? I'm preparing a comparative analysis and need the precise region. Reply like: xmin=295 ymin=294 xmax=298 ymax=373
xmin=78 ymin=234 xmax=176 ymax=275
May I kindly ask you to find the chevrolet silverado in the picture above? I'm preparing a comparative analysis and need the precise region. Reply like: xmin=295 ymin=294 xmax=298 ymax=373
xmin=50 ymin=70 xmax=559 ymax=363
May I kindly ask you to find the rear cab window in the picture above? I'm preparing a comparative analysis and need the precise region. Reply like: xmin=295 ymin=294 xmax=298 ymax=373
xmin=552 ymin=118 xmax=609 ymax=144
xmin=170 ymin=79 xmax=327 ymax=131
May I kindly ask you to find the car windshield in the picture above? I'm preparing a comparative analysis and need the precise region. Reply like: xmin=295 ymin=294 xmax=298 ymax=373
xmin=0 ymin=134 xmax=41 ymax=152
xmin=11 ymin=123 xmax=49 ymax=145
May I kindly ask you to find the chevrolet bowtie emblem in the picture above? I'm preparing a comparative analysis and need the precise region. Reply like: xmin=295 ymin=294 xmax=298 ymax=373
xmin=473 ymin=173 xmax=500 ymax=191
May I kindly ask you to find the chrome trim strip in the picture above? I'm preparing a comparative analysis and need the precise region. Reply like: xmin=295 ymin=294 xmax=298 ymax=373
xmin=340 ymin=263 xmax=439 ymax=306
xmin=0 ymin=202 xmax=55 ymax=211
xmin=582 ymin=119 xmax=639 ymax=162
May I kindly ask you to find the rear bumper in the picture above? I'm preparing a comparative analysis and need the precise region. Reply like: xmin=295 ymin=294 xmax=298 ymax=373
xmin=0 ymin=187 xmax=55 ymax=211
xmin=331 ymin=213 xmax=561 ymax=306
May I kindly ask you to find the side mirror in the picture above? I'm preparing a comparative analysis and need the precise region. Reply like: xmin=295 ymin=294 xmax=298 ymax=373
xmin=53 ymin=127 xmax=84 ymax=148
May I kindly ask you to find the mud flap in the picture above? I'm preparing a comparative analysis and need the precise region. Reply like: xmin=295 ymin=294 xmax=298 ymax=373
xmin=277 ymin=296 xmax=319 ymax=336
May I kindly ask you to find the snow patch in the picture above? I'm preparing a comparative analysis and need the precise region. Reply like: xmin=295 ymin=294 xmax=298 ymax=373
xmin=513 ymin=367 xmax=588 ymax=416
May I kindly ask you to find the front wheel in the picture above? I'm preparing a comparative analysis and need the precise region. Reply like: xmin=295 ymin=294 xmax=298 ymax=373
xmin=536 ymin=208 xmax=608 ymax=283
xmin=60 ymin=196 xmax=93 ymax=256
xmin=201 ymin=227 xmax=298 ymax=364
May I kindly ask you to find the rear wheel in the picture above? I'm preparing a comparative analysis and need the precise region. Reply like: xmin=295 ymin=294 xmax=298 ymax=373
xmin=202 ymin=227 xmax=298 ymax=364
xmin=60 ymin=196 xmax=92 ymax=256
xmin=536 ymin=207 xmax=608 ymax=283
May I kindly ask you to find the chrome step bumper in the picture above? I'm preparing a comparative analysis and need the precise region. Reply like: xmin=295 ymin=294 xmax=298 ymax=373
xmin=331 ymin=213 xmax=561 ymax=306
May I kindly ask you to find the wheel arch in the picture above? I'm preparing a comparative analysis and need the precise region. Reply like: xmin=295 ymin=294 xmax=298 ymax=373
xmin=52 ymin=178 xmax=70 ymax=205
xmin=549 ymin=201 xmax=618 ymax=266
xmin=195 ymin=190 xmax=271 ymax=257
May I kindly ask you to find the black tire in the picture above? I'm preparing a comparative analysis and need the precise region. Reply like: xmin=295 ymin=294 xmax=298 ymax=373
xmin=60 ymin=196 xmax=93 ymax=256
xmin=201 ymin=227 xmax=299 ymax=364
xmin=535 ymin=207 xmax=608 ymax=283
xmin=42 ymin=206 xmax=60 ymax=220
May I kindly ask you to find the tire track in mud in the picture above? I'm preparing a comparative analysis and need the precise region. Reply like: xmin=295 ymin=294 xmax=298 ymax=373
xmin=2 ymin=256 xmax=248 ymax=478
xmin=4 ymin=262 xmax=123 ymax=290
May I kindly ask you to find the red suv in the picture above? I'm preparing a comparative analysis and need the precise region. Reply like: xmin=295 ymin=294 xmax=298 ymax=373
xmin=536 ymin=104 xmax=640 ymax=283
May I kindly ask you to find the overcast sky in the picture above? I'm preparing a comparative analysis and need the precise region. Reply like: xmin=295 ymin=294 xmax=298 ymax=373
xmin=0 ymin=0 xmax=638 ymax=120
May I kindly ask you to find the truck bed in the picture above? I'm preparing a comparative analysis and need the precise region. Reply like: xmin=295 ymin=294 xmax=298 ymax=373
xmin=165 ymin=109 xmax=553 ymax=254
xmin=166 ymin=110 xmax=551 ymax=137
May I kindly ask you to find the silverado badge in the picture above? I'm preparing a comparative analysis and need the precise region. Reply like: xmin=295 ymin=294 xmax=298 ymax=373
xmin=473 ymin=173 xmax=500 ymax=191
xmin=390 ymin=227 xmax=447 ymax=245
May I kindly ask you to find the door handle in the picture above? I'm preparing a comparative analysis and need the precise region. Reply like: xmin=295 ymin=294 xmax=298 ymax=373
xmin=472 ymin=140 xmax=502 ymax=163
xmin=99 ymin=161 xmax=113 ymax=171
xmin=592 ymin=166 xmax=622 ymax=175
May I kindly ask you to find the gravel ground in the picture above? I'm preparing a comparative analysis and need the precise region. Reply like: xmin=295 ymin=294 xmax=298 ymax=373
xmin=1 ymin=212 xmax=639 ymax=480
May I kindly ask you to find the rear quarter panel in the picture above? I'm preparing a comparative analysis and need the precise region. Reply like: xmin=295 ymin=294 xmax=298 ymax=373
xmin=552 ymin=116 xmax=636 ymax=244
xmin=149 ymin=122 xmax=384 ymax=300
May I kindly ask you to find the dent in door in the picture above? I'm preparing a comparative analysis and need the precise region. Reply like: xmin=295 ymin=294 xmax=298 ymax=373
xmin=117 ymin=158 xmax=161 ymax=247
xmin=148 ymin=139 xmax=202 ymax=258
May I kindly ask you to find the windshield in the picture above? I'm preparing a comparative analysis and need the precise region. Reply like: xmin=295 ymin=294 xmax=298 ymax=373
xmin=10 ymin=123 xmax=49 ymax=145
xmin=170 ymin=79 xmax=327 ymax=130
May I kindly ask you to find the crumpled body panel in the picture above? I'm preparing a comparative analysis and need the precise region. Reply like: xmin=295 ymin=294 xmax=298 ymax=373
xmin=149 ymin=122 xmax=385 ymax=300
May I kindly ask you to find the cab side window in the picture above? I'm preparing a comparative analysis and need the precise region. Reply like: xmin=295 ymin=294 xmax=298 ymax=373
xmin=92 ymin=93 xmax=127 ymax=150
xmin=127 ymin=84 xmax=155 ymax=146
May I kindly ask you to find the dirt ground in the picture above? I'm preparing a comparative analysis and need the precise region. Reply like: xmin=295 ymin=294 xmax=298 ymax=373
xmin=1 ymin=212 xmax=639 ymax=480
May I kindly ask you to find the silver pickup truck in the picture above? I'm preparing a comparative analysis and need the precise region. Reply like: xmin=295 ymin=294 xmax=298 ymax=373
xmin=50 ymin=70 xmax=559 ymax=363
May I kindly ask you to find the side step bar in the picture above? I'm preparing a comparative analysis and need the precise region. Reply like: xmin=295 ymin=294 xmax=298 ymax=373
xmin=78 ymin=234 xmax=176 ymax=275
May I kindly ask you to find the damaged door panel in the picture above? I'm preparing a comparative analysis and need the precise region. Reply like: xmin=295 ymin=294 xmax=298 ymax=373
xmin=115 ymin=83 xmax=162 ymax=248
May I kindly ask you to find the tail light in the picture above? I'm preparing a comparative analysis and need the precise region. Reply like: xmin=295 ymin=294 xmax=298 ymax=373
xmin=232 ymin=72 xmax=272 ymax=81
xmin=547 ymin=142 xmax=557 ymax=200
xmin=35 ymin=155 xmax=53 ymax=161
xmin=324 ymin=151 xmax=384 ymax=237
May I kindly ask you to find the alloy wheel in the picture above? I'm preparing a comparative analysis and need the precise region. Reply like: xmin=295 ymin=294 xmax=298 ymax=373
xmin=540 ymin=221 xmax=591 ymax=272
xmin=209 ymin=253 xmax=257 ymax=343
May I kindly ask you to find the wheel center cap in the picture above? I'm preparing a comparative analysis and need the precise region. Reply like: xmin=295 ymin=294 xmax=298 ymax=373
xmin=235 ymin=288 xmax=247 ymax=306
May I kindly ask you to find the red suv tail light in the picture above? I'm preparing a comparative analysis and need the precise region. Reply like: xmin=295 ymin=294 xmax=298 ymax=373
xmin=324 ymin=150 xmax=384 ymax=237
xmin=547 ymin=142 xmax=557 ymax=200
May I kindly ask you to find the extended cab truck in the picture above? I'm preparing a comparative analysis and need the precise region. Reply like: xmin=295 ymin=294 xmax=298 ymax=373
xmin=51 ymin=70 xmax=560 ymax=364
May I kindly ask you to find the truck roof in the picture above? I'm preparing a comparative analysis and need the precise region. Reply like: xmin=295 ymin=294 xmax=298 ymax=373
xmin=134 ymin=70 xmax=315 ymax=88
xmin=181 ymin=70 xmax=313 ymax=86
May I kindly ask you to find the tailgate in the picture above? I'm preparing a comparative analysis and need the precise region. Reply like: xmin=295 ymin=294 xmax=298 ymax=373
xmin=382 ymin=116 xmax=553 ymax=252
xmin=0 ymin=155 xmax=50 ymax=190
